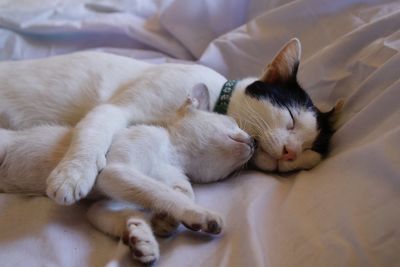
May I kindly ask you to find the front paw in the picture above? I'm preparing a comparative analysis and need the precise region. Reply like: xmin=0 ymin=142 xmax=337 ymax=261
xmin=181 ymin=208 xmax=224 ymax=235
xmin=46 ymin=158 xmax=100 ymax=205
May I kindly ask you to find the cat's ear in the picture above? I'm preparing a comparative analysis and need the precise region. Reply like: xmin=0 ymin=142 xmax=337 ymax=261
xmin=328 ymin=99 xmax=345 ymax=129
xmin=178 ymin=97 xmax=197 ymax=115
xmin=189 ymin=83 xmax=210 ymax=111
xmin=177 ymin=84 xmax=210 ymax=115
xmin=261 ymin=38 xmax=301 ymax=84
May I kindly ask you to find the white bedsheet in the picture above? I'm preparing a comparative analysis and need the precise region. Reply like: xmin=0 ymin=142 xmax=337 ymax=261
xmin=0 ymin=0 xmax=399 ymax=266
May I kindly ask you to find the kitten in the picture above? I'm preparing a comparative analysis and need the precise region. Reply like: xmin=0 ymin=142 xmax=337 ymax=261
xmin=0 ymin=38 xmax=342 ymax=205
xmin=0 ymin=84 xmax=254 ymax=264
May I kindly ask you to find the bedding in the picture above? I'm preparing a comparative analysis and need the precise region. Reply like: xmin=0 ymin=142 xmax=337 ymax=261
xmin=0 ymin=0 xmax=399 ymax=266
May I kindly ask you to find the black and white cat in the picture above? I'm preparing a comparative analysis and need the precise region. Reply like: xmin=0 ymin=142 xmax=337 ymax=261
xmin=0 ymin=38 xmax=342 ymax=205
xmin=0 ymin=86 xmax=254 ymax=264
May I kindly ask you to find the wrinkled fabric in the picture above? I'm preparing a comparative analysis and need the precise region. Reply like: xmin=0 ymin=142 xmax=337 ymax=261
xmin=0 ymin=0 xmax=399 ymax=266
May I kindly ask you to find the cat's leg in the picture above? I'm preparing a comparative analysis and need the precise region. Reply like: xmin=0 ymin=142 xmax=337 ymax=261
xmin=87 ymin=200 xmax=159 ymax=265
xmin=154 ymin=164 xmax=195 ymax=201
xmin=278 ymin=149 xmax=322 ymax=172
xmin=150 ymin=167 xmax=195 ymax=237
xmin=96 ymin=164 xmax=223 ymax=234
xmin=46 ymin=104 xmax=131 ymax=205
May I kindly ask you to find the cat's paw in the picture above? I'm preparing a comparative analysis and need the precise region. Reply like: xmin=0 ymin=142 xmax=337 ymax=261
xmin=46 ymin=157 xmax=103 ymax=205
xmin=150 ymin=212 xmax=180 ymax=237
xmin=181 ymin=208 xmax=223 ymax=235
xmin=123 ymin=218 xmax=159 ymax=265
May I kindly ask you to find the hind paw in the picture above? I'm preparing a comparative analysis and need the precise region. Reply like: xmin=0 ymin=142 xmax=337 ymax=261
xmin=123 ymin=218 xmax=159 ymax=265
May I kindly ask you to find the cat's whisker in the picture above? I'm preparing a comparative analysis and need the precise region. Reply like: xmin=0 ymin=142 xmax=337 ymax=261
xmin=242 ymin=98 xmax=273 ymax=131
xmin=239 ymin=106 xmax=272 ymax=137
xmin=230 ymin=112 xmax=262 ymax=138
xmin=233 ymin=109 xmax=261 ymax=130
xmin=238 ymin=105 xmax=281 ymax=152
xmin=245 ymin=104 xmax=272 ymax=132
xmin=231 ymin=111 xmax=263 ymax=134
xmin=241 ymin=114 xmax=278 ymax=155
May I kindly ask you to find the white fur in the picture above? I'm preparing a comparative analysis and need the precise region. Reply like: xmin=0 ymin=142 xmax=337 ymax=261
xmin=229 ymin=78 xmax=320 ymax=171
xmin=0 ymin=39 xmax=321 ymax=204
xmin=0 ymin=94 xmax=253 ymax=264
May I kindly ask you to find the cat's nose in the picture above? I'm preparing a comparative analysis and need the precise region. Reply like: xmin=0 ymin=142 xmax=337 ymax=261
xmin=281 ymin=146 xmax=297 ymax=161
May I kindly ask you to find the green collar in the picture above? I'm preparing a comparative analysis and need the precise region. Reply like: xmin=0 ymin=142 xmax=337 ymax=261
xmin=213 ymin=80 xmax=238 ymax=114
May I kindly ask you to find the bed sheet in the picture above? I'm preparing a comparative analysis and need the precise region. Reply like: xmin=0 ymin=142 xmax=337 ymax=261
xmin=0 ymin=0 xmax=399 ymax=266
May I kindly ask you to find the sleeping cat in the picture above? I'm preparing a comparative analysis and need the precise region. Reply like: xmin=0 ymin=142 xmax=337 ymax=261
xmin=0 ymin=38 xmax=342 ymax=205
xmin=0 ymin=85 xmax=254 ymax=264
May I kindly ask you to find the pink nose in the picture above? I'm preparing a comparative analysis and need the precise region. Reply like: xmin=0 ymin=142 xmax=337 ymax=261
xmin=281 ymin=146 xmax=297 ymax=161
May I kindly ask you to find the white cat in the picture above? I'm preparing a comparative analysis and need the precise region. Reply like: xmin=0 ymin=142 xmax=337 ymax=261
xmin=0 ymin=38 xmax=342 ymax=205
xmin=0 ymin=85 xmax=254 ymax=264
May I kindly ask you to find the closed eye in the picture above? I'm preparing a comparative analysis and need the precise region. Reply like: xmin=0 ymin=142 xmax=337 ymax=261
xmin=285 ymin=105 xmax=295 ymax=130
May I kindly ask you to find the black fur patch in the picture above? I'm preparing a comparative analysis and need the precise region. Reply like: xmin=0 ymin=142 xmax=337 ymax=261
xmin=245 ymin=79 xmax=314 ymax=110
xmin=312 ymin=108 xmax=335 ymax=156
xmin=245 ymin=76 xmax=335 ymax=156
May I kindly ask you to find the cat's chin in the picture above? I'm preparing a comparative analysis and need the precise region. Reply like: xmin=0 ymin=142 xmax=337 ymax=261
xmin=251 ymin=149 xmax=278 ymax=171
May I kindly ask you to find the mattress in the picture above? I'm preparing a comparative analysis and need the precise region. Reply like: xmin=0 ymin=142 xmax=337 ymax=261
xmin=0 ymin=0 xmax=399 ymax=266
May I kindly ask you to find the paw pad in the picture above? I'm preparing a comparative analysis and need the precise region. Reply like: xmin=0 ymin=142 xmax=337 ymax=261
xmin=181 ymin=208 xmax=223 ymax=235
xmin=206 ymin=220 xmax=221 ymax=234
xmin=182 ymin=222 xmax=201 ymax=231
xmin=132 ymin=248 xmax=144 ymax=257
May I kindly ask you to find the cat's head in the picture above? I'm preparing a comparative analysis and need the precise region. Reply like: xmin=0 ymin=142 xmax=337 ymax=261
xmin=169 ymin=84 xmax=255 ymax=183
xmin=228 ymin=38 xmax=343 ymax=172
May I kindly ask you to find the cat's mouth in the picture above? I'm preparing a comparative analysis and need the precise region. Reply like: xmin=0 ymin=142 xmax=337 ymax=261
xmin=251 ymin=141 xmax=280 ymax=171
xmin=229 ymin=134 xmax=256 ymax=160
xmin=254 ymin=141 xmax=276 ymax=159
